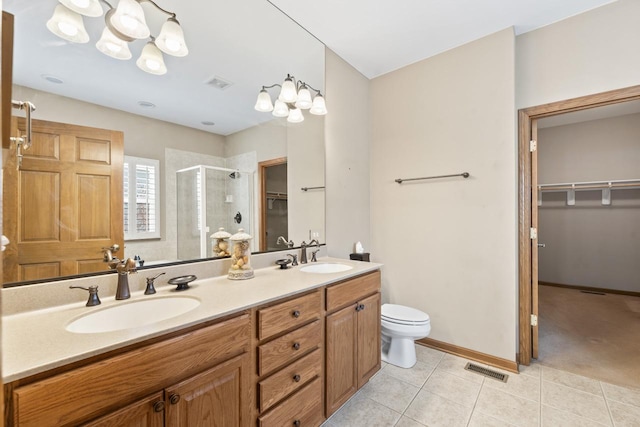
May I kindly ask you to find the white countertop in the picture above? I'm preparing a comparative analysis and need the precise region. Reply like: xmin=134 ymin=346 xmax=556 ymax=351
xmin=2 ymin=257 xmax=381 ymax=382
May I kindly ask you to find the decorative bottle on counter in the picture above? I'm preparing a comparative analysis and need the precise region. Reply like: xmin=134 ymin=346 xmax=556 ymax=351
xmin=228 ymin=228 xmax=254 ymax=280
xmin=210 ymin=227 xmax=231 ymax=257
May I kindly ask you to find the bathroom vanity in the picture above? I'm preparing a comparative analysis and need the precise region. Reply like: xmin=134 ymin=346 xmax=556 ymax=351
xmin=2 ymin=258 xmax=381 ymax=426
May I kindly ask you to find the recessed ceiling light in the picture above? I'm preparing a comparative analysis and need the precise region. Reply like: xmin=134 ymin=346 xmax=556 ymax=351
xmin=41 ymin=74 xmax=64 ymax=84
xmin=137 ymin=101 xmax=156 ymax=108
xmin=201 ymin=121 xmax=215 ymax=126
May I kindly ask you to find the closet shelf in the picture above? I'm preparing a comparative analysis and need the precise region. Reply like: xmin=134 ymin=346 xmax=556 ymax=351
xmin=537 ymin=179 xmax=640 ymax=206
xmin=266 ymin=191 xmax=287 ymax=200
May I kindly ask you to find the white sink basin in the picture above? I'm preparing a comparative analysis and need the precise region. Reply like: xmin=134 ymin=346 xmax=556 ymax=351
xmin=66 ymin=296 xmax=201 ymax=334
xmin=300 ymin=263 xmax=353 ymax=274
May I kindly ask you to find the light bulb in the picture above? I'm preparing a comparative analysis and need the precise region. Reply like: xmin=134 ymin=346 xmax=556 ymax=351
xmin=47 ymin=4 xmax=90 ymax=43
xmin=254 ymin=89 xmax=274 ymax=112
xmin=136 ymin=42 xmax=167 ymax=75
xmin=110 ymin=0 xmax=150 ymax=40
xmin=278 ymin=76 xmax=297 ymax=103
xmin=96 ymin=27 xmax=132 ymax=59
xmin=156 ymin=18 xmax=188 ymax=57
xmin=287 ymin=108 xmax=304 ymax=123
xmin=272 ymin=100 xmax=289 ymax=118
xmin=295 ymin=86 xmax=312 ymax=109
xmin=310 ymin=94 xmax=328 ymax=115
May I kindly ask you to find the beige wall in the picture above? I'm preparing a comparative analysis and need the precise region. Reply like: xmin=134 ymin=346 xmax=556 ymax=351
xmin=538 ymin=113 xmax=640 ymax=292
xmin=325 ymin=49 xmax=372 ymax=259
xmin=516 ymin=0 xmax=640 ymax=109
xmin=369 ymin=29 xmax=517 ymax=360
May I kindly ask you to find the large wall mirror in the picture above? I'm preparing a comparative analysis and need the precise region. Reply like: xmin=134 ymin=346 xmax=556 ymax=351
xmin=2 ymin=0 xmax=325 ymax=286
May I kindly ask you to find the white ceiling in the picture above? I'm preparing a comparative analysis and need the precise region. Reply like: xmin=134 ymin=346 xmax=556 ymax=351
xmin=5 ymin=0 xmax=620 ymax=135
xmin=269 ymin=0 xmax=617 ymax=79
xmin=4 ymin=0 xmax=325 ymax=135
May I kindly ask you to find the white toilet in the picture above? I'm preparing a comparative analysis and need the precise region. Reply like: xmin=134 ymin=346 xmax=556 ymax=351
xmin=381 ymin=304 xmax=431 ymax=369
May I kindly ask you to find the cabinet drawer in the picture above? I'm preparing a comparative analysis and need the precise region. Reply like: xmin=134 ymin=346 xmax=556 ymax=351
xmin=258 ymin=290 xmax=321 ymax=340
xmin=326 ymin=270 xmax=380 ymax=312
xmin=259 ymin=348 xmax=322 ymax=412
xmin=258 ymin=319 xmax=321 ymax=376
xmin=259 ymin=377 xmax=323 ymax=427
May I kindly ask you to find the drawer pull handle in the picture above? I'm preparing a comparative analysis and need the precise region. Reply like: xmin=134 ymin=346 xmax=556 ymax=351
xmin=293 ymin=342 xmax=301 ymax=350
xmin=292 ymin=310 xmax=301 ymax=318
xmin=293 ymin=421 xmax=301 ymax=426
xmin=293 ymin=374 xmax=301 ymax=382
xmin=153 ymin=401 xmax=165 ymax=412
xmin=355 ymin=303 xmax=365 ymax=311
xmin=169 ymin=394 xmax=181 ymax=405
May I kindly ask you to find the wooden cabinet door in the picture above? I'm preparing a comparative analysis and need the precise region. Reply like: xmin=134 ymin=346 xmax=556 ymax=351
xmin=325 ymin=304 xmax=358 ymax=416
xmin=165 ymin=353 xmax=249 ymax=427
xmin=83 ymin=392 xmax=164 ymax=427
xmin=357 ymin=292 xmax=381 ymax=388
xmin=3 ymin=117 xmax=124 ymax=283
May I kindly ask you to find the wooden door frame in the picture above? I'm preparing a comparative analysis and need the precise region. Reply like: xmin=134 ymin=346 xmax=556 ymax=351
xmin=517 ymin=85 xmax=640 ymax=366
xmin=258 ymin=157 xmax=287 ymax=252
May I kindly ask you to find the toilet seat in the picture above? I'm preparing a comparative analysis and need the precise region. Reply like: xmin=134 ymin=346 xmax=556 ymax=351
xmin=381 ymin=304 xmax=430 ymax=326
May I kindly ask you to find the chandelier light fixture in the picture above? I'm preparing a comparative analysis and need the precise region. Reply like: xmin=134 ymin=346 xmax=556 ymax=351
xmin=46 ymin=0 xmax=188 ymax=75
xmin=254 ymin=74 xmax=327 ymax=123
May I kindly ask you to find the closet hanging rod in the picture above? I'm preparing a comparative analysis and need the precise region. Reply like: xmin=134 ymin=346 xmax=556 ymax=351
xmin=539 ymin=179 xmax=640 ymax=192
xmin=395 ymin=172 xmax=469 ymax=184
xmin=301 ymin=186 xmax=325 ymax=191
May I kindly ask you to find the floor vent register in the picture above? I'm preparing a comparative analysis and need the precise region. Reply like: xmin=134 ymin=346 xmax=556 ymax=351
xmin=464 ymin=362 xmax=509 ymax=383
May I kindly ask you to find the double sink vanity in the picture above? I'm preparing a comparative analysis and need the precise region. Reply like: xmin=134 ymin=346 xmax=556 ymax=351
xmin=3 ymin=256 xmax=382 ymax=426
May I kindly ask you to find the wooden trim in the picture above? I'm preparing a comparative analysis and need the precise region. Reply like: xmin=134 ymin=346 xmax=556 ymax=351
xmin=2 ymin=12 xmax=14 ymax=149
xmin=258 ymin=157 xmax=287 ymax=252
xmin=417 ymin=338 xmax=518 ymax=374
xmin=517 ymin=84 xmax=640 ymax=366
xmin=539 ymin=281 xmax=640 ymax=298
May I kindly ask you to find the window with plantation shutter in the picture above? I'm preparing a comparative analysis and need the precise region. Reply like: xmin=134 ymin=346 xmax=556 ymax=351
xmin=124 ymin=156 xmax=160 ymax=240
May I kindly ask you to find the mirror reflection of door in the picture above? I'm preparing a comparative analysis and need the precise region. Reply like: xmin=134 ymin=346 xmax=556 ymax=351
xmin=259 ymin=158 xmax=287 ymax=251
xmin=3 ymin=117 xmax=124 ymax=283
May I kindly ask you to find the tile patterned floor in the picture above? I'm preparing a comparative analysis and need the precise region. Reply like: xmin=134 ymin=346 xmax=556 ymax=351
xmin=322 ymin=345 xmax=640 ymax=426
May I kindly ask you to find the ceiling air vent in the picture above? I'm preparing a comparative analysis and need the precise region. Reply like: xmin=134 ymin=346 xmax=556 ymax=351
xmin=205 ymin=76 xmax=233 ymax=90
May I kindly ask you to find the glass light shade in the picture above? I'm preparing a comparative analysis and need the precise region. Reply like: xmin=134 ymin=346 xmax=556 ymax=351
xmin=110 ymin=0 xmax=150 ymax=40
xmin=156 ymin=18 xmax=188 ymax=57
xmin=96 ymin=27 xmax=132 ymax=60
xmin=254 ymin=89 xmax=274 ymax=112
xmin=136 ymin=42 xmax=167 ymax=75
xmin=295 ymin=86 xmax=312 ymax=109
xmin=309 ymin=94 xmax=328 ymax=115
xmin=272 ymin=100 xmax=289 ymax=118
xmin=59 ymin=0 xmax=103 ymax=17
xmin=278 ymin=77 xmax=297 ymax=103
xmin=287 ymin=108 xmax=304 ymax=123
xmin=46 ymin=4 xmax=90 ymax=43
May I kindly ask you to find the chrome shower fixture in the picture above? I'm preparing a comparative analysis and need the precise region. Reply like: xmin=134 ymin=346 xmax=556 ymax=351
xmin=229 ymin=171 xmax=240 ymax=179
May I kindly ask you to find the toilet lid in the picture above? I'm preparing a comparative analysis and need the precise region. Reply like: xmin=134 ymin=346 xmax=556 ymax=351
xmin=381 ymin=304 xmax=430 ymax=325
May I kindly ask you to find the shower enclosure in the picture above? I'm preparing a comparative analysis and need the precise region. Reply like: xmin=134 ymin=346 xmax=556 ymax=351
xmin=176 ymin=165 xmax=253 ymax=260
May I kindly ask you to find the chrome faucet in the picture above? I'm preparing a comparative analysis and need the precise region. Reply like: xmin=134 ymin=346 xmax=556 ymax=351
xmin=276 ymin=236 xmax=294 ymax=248
xmin=115 ymin=258 xmax=137 ymax=300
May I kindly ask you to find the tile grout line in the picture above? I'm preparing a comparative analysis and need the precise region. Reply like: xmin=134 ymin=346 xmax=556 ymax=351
xmin=394 ymin=352 xmax=443 ymax=427
xmin=465 ymin=376 xmax=485 ymax=427
xmin=539 ymin=366 xmax=543 ymax=427
xmin=600 ymin=380 xmax=616 ymax=427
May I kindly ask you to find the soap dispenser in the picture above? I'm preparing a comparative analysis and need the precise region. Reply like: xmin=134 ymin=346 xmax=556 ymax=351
xmin=228 ymin=228 xmax=254 ymax=280
xmin=211 ymin=227 xmax=231 ymax=257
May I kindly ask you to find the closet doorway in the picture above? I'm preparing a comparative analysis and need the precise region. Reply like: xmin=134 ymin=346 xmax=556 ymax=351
xmin=518 ymin=86 xmax=640 ymax=385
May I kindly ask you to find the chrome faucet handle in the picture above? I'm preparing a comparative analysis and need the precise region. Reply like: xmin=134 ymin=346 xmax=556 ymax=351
xmin=70 ymin=285 xmax=101 ymax=307
xmin=300 ymin=241 xmax=308 ymax=264
xmin=145 ymin=272 xmax=166 ymax=295
xmin=287 ymin=253 xmax=298 ymax=266
xmin=311 ymin=249 xmax=320 ymax=263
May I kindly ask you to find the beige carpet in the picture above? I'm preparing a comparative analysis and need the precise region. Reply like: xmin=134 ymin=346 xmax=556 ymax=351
xmin=538 ymin=284 xmax=640 ymax=389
